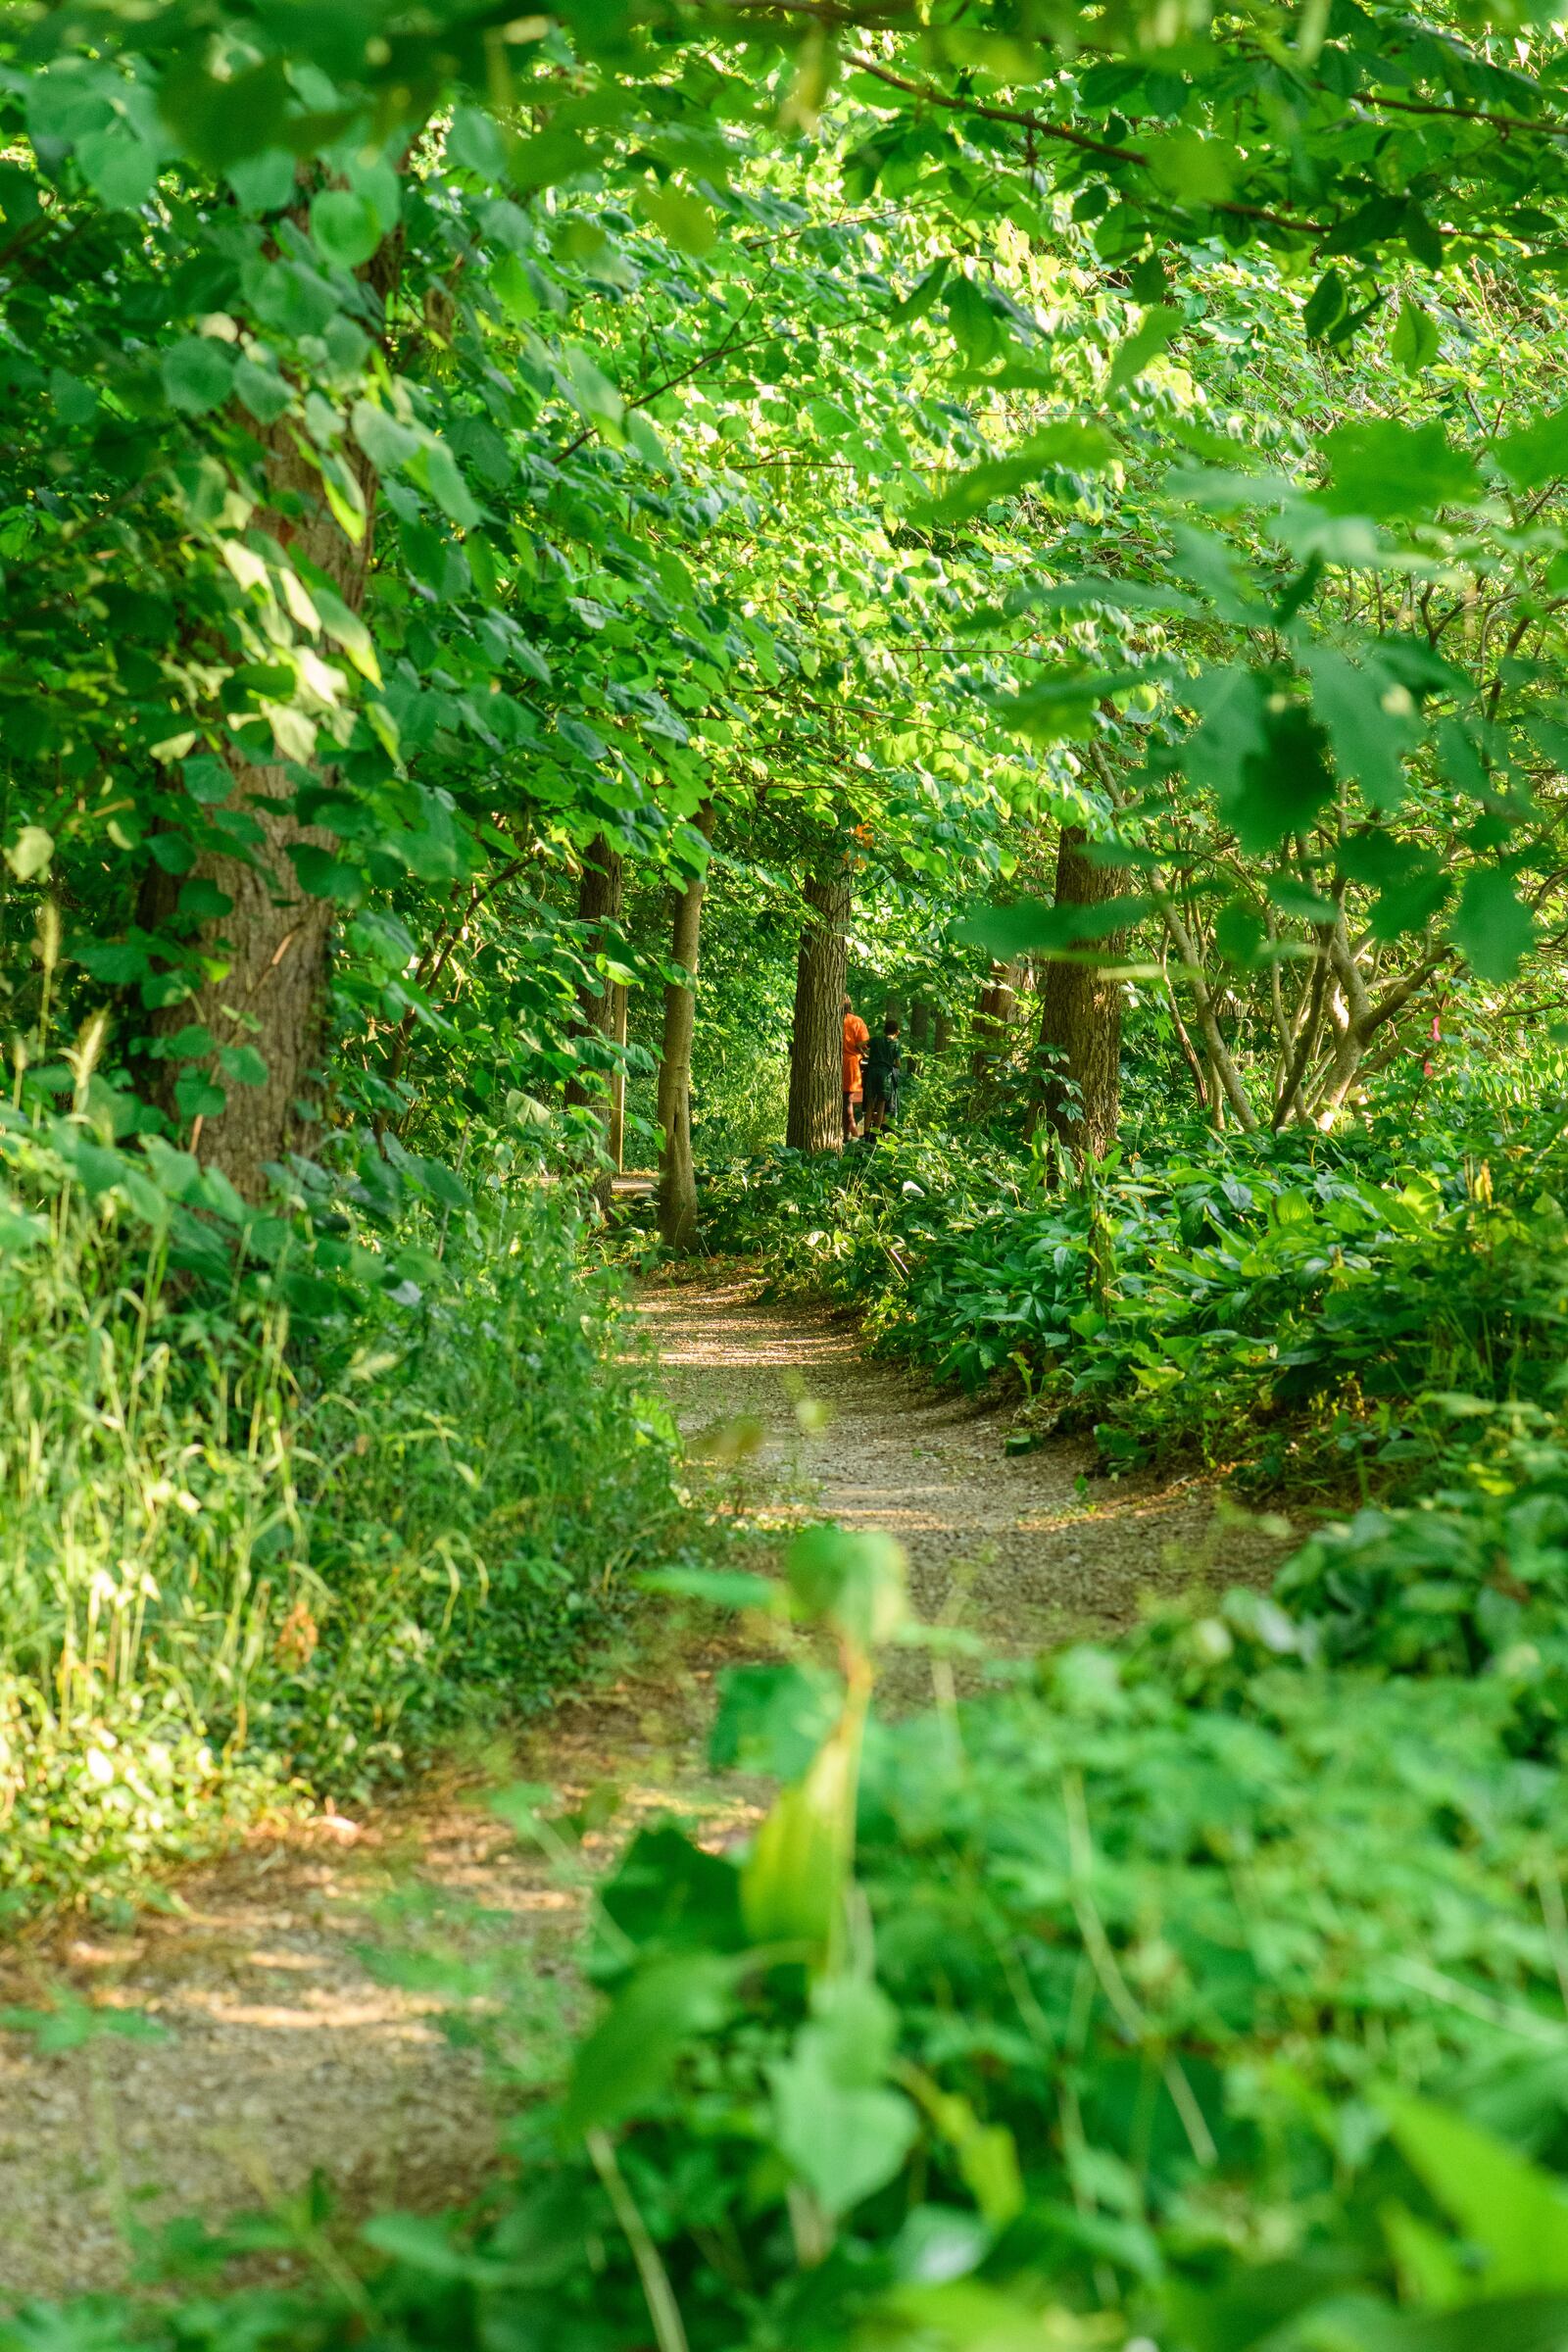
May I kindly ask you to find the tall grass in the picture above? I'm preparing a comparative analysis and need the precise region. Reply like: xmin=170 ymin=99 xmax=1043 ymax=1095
xmin=0 ymin=1076 xmax=688 ymax=1915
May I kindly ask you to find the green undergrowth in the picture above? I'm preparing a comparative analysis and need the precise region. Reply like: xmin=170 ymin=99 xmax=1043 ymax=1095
xmin=0 ymin=1107 xmax=692 ymax=1918
xmin=15 ymin=1531 xmax=1568 ymax=2351
xmin=696 ymin=1108 xmax=1568 ymax=1501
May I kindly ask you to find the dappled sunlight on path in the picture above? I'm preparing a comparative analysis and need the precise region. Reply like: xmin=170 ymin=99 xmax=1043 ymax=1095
xmin=641 ymin=1268 xmax=1292 ymax=1651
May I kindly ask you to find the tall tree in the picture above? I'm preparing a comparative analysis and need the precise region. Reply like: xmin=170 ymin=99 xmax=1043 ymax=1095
xmin=145 ymin=419 xmax=383 ymax=1198
xmin=786 ymin=860 xmax=851 ymax=1152
xmin=657 ymin=806 xmax=715 ymax=1250
xmin=1026 ymin=828 xmax=1129 ymax=1165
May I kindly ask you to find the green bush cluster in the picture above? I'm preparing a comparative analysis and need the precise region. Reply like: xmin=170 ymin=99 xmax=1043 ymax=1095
xmin=0 ymin=1112 xmax=686 ymax=1914
xmin=699 ymin=1119 xmax=1568 ymax=1491
xmin=18 ymin=1529 xmax=1568 ymax=2352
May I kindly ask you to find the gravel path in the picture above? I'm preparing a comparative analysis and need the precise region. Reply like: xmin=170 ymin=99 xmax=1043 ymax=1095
xmin=0 ymin=1269 xmax=1289 ymax=2305
xmin=641 ymin=1267 xmax=1291 ymax=1656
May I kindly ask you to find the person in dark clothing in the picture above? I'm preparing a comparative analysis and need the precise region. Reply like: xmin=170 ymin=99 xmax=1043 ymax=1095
xmin=862 ymin=1017 xmax=902 ymax=1134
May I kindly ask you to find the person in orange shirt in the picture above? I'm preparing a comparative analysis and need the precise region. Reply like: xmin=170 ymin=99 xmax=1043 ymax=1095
xmin=842 ymin=996 xmax=869 ymax=1143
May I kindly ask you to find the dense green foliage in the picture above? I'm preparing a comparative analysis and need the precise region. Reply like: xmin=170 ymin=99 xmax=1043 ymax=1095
xmin=9 ymin=0 xmax=1568 ymax=2334
xmin=14 ymin=1531 xmax=1568 ymax=2351
xmin=0 ymin=1095 xmax=687 ymax=1911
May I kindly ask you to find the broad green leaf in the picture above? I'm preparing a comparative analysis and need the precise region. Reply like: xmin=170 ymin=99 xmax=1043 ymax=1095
xmin=310 ymin=188 xmax=381 ymax=270
xmin=226 ymin=148 xmax=296 ymax=213
xmin=1321 ymin=420 xmax=1482 ymax=520
xmin=786 ymin=1525 xmax=907 ymax=1648
xmin=1307 ymin=651 xmax=1417 ymax=811
xmin=561 ymin=1954 xmax=734 ymax=2136
xmin=1302 ymin=270 xmax=1348 ymax=340
xmin=914 ymin=423 xmax=1115 ymax=523
xmin=5 ymin=826 xmax=54 ymax=880
xmin=76 ymin=126 xmax=159 ymax=210
xmin=162 ymin=336 xmax=234 ymax=416
xmin=1145 ymin=129 xmax=1235 ymax=203
xmin=219 ymin=1045 xmax=268 ymax=1087
xmin=1451 ymin=867 xmax=1535 ymax=984
xmin=1107 ymin=303 xmax=1182 ymax=393
xmin=639 ymin=182 xmax=717 ymax=256
xmin=1390 ymin=297 xmax=1441 ymax=375
xmin=710 ymin=1661 xmax=842 ymax=1778
xmin=1386 ymin=2098 xmax=1568 ymax=2293
xmin=769 ymin=1982 xmax=918 ymax=2217
xmin=1493 ymin=406 xmax=1568 ymax=491
xmin=889 ymin=257 xmax=950 ymax=322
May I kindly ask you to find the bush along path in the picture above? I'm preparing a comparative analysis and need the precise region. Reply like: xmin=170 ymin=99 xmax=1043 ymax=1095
xmin=0 ymin=1269 xmax=1283 ymax=2306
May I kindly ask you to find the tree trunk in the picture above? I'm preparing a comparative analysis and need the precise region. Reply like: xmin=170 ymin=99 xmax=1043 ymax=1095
xmin=143 ymin=422 xmax=379 ymax=1198
xmin=1026 ymin=828 xmax=1128 ymax=1162
xmin=967 ymin=960 xmax=1021 ymax=1117
xmin=933 ymin=1010 xmax=952 ymax=1054
xmin=657 ymin=805 xmax=714 ymax=1251
xmin=564 ymin=836 xmax=624 ymax=1107
xmin=909 ymin=999 xmax=930 ymax=1055
xmin=607 ymin=980 xmax=628 ymax=1173
xmin=786 ymin=859 xmax=851 ymax=1153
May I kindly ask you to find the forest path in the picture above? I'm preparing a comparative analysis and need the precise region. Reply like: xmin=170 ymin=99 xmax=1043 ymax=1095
xmin=639 ymin=1265 xmax=1289 ymax=1666
xmin=0 ymin=1268 xmax=1287 ymax=2305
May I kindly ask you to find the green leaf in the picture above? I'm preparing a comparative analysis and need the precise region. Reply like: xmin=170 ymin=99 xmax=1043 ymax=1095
xmin=290 ymin=843 xmax=363 ymax=900
xmin=76 ymin=126 xmax=159 ymax=211
xmin=561 ymin=1955 xmax=735 ymax=2137
xmin=310 ymin=188 xmax=381 ymax=270
xmin=1307 ymin=650 xmax=1417 ymax=811
xmin=1107 ymin=303 xmax=1182 ymax=393
xmin=1145 ymin=129 xmax=1235 ymax=205
xmin=226 ymin=148 xmax=296 ymax=214
xmin=889 ymin=258 xmax=949 ymax=322
xmin=446 ymin=105 xmax=508 ymax=182
xmin=1390 ymin=297 xmax=1441 ymax=375
xmin=710 ymin=1662 xmax=842 ymax=1778
xmin=787 ymin=1525 xmax=906 ymax=1649
xmin=1403 ymin=200 xmax=1446 ymax=270
xmin=234 ymin=357 xmax=292 ymax=424
xmin=769 ymin=1982 xmax=919 ymax=2218
xmin=219 ymin=1044 xmax=268 ymax=1087
xmin=914 ymin=424 xmax=1115 ymax=524
xmin=5 ymin=826 xmax=53 ymax=881
xmin=639 ymin=182 xmax=717 ymax=256
xmin=174 ymin=1071 xmax=225 ymax=1120
xmin=1385 ymin=2098 xmax=1568 ymax=2293
xmin=1451 ymin=867 xmax=1535 ymax=984
xmin=1493 ymin=406 xmax=1568 ymax=491
xmin=162 ymin=336 xmax=234 ymax=416
xmin=1302 ymin=270 xmax=1348 ymax=340
xmin=1321 ymin=419 xmax=1482 ymax=520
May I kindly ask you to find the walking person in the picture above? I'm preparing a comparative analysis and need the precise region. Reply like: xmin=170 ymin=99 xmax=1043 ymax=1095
xmin=862 ymin=1016 xmax=903 ymax=1135
xmin=842 ymin=996 xmax=869 ymax=1143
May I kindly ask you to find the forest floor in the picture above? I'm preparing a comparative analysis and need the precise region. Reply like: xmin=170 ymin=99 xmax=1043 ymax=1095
xmin=0 ymin=1266 xmax=1292 ymax=2305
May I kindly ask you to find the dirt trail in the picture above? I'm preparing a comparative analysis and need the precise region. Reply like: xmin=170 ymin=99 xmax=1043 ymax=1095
xmin=0 ymin=1272 xmax=1287 ymax=2304
xmin=642 ymin=1268 xmax=1287 ymax=1655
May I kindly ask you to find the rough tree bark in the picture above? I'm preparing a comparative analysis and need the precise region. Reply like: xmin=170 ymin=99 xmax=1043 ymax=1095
xmin=141 ymin=416 xmax=380 ymax=1198
xmin=606 ymin=980 xmax=628 ymax=1174
xmin=786 ymin=859 xmax=851 ymax=1153
xmin=657 ymin=805 xmax=714 ymax=1251
xmin=1026 ymin=827 xmax=1128 ymax=1163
